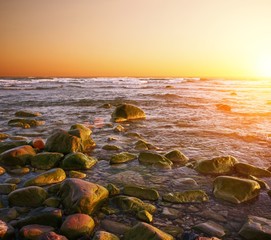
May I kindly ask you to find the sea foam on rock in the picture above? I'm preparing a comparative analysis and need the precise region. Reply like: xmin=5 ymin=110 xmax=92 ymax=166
xmin=112 ymin=104 xmax=146 ymax=122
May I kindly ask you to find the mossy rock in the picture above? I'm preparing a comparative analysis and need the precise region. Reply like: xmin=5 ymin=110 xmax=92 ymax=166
xmin=162 ymin=190 xmax=209 ymax=203
xmin=24 ymin=168 xmax=66 ymax=187
xmin=110 ymin=152 xmax=137 ymax=164
xmin=123 ymin=185 xmax=159 ymax=201
xmin=61 ymin=152 xmax=97 ymax=170
xmin=31 ymin=152 xmax=64 ymax=170
xmin=0 ymin=145 xmax=36 ymax=166
xmin=164 ymin=150 xmax=189 ymax=165
xmin=8 ymin=186 xmax=48 ymax=207
xmin=138 ymin=152 xmax=172 ymax=169
xmin=194 ymin=155 xmax=238 ymax=175
xmin=0 ymin=184 xmax=17 ymax=195
xmin=235 ymin=162 xmax=271 ymax=177
xmin=112 ymin=104 xmax=146 ymax=122
xmin=69 ymin=124 xmax=92 ymax=139
xmin=92 ymin=231 xmax=120 ymax=240
xmin=8 ymin=118 xmax=45 ymax=128
xmin=135 ymin=140 xmax=156 ymax=150
xmin=123 ymin=222 xmax=173 ymax=240
xmin=15 ymin=110 xmax=42 ymax=117
xmin=213 ymin=176 xmax=261 ymax=204
xmin=110 ymin=195 xmax=156 ymax=214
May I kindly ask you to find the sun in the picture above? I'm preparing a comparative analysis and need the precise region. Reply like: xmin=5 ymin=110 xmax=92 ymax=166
xmin=257 ymin=55 xmax=271 ymax=78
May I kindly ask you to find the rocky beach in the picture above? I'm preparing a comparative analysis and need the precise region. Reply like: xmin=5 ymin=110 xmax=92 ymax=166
xmin=0 ymin=78 xmax=271 ymax=240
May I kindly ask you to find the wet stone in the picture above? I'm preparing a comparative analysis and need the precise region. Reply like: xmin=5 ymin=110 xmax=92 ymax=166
xmin=193 ymin=221 xmax=227 ymax=238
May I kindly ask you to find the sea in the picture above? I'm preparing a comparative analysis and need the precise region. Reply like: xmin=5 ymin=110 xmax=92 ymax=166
xmin=0 ymin=77 xmax=271 ymax=239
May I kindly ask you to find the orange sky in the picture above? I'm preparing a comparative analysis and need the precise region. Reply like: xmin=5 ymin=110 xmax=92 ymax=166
xmin=1 ymin=0 xmax=271 ymax=79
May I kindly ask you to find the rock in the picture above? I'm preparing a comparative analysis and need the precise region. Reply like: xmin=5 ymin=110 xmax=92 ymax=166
xmin=31 ymin=152 xmax=64 ymax=170
xmin=112 ymin=103 xmax=146 ymax=122
xmin=194 ymin=156 xmax=238 ymax=175
xmin=15 ymin=110 xmax=42 ymax=117
xmin=108 ymin=170 xmax=145 ymax=186
xmin=43 ymin=197 xmax=61 ymax=208
xmin=123 ymin=222 xmax=173 ymax=240
xmin=7 ymin=167 xmax=30 ymax=174
xmin=172 ymin=178 xmax=198 ymax=189
xmin=138 ymin=152 xmax=173 ymax=169
xmin=0 ymin=133 xmax=9 ymax=140
xmin=113 ymin=125 xmax=125 ymax=132
xmin=213 ymin=176 xmax=260 ymax=204
xmin=106 ymin=183 xmax=120 ymax=196
xmin=100 ymin=220 xmax=131 ymax=235
xmin=45 ymin=129 xmax=95 ymax=154
xmin=16 ymin=207 xmax=62 ymax=228
xmin=0 ymin=140 xmax=29 ymax=154
xmin=24 ymin=168 xmax=66 ymax=187
xmin=193 ymin=221 xmax=226 ymax=238
xmin=38 ymin=231 xmax=68 ymax=240
xmin=8 ymin=118 xmax=45 ymax=128
xmin=125 ymin=132 xmax=143 ymax=139
xmin=216 ymin=104 xmax=231 ymax=112
xmin=110 ymin=195 xmax=156 ymax=214
xmin=92 ymin=231 xmax=120 ymax=240
xmin=0 ymin=166 xmax=6 ymax=175
xmin=4 ymin=177 xmax=21 ymax=184
xmin=61 ymin=152 xmax=97 ymax=170
xmin=8 ymin=186 xmax=48 ymax=207
xmin=31 ymin=138 xmax=46 ymax=150
xmin=164 ymin=150 xmax=189 ymax=165
xmin=268 ymin=190 xmax=271 ymax=198
xmin=102 ymin=144 xmax=122 ymax=151
xmin=235 ymin=163 xmax=271 ymax=177
xmin=137 ymin=210 xmax=153 ymax=223
xmin=161 ymin=207 xmax=180 ymax=219
xmin=0 ymin=184 xmax=16 ymax=195
xmin=0 ymin=207 xmax=18 ymax=223
xmin=69 ymin=124 xmax=92 ymax=140
xmin=247 ymin=175 xmax=269 ymax=189
xmin=68 ymin=170 xmax=86 ymax=179
xmin=47 ymin=184 xmax=61 ymax=194
xmin=0 ymin=145 xmax=36 ymax=166
xmin=135 ymin=140 xmax=157 ymax=150
xmin=239 ymin=215 xmax=271 ymax=240
xmin=110 ymin=152 xmax=137 ymax=164
xmin=123 ymin=185 xmax=159 ymax=201
xmin=100 ymin=103 xmax=112 ymax=109
xmin=59 ymin=178 xmax=108 ymax=214
xmin=0 ymin=220 xmax=15 ymax=240
xmin=19 ymin=224 xmax=54 ymax=240
xmin=60 ymin=214 xmax=95 ymax=240
xmin=162 ymin=190 xmax=209 ymax=203
xmin=199 ymin=209 xmax=227 ymax=223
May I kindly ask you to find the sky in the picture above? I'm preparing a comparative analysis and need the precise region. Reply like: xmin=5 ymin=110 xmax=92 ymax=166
xmin=1 ymin=0 xmax=271 ymax=79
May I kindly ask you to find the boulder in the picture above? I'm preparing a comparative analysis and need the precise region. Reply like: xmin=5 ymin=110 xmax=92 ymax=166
xmin=162 ymin=190 xmax=209 ymax=203
xmin=165 ymin=150 xmax=189 ymax=165
xmin=8 ymin=118 xmax=44 ymax=128
xmin=8 ymin=186 xmax=48 ymax=207
xmin=194 ymin=156 xmax=238 ymax=175
xmin=92 ymin=231 xmax=120 ymax=240
xmin=123 ymin=185 xmax=159 ymax=201
xmin=0 ymin=184 xmax=16 ymax=195
xmin=4 ymin=178 xmax=20 ymax=184
xmin=60 ymin=214 xmax=95 ymax=240
xmin=137 ymin=210 xmax=153 ymax=223
xmin=61 ymin=152 xmax=97 ymax=170
xmin=31 ymin=138 xmax=45 ymax=150
xmin=0 ymin=140 xmax=29 ymax=154
xmin=123 ymin=222 xmax=173 ymax=240
xmin=45 ymin=129 xmax=95 ymax=154
xmin=239 ymin=215 xmax=271 ymax=240
xmin=31 ymin=152 xmax=64 ymax=170
xmin=59 ymin=178 xmax=108 ymax=214
xmin=110 ymin=195 xmax=156 ymax=214
xmin=235 ymin=163 xmax=271 ymax=177
xmin=110 ymin=152 xmax=137 ymax=164
xmin=43 ymin=197 xmax=60 ymax=208
xmin=100 ymin=220 xmax=131 ymax=235
xmin=0 ymin=220 xmax=15 ymax=240
xmin=112 ymin=104 xmax=146 ymax=122
xmin=68 ymin=170 xmax=86 ymax=179
xmin=135 ymin=140 xmax=157 ymax=150
xmin=15 ymin=110 xmax=42 ymax=117
xmin=24 ymin=168 xmax=66 ymax=187
xmin=38 ymin=232 xmax=68 ymax=240
xmin=213 ymin=176 xmax=260 ymax=204
xmin=102 ymin=144 xmax=122 ymax=151
xmin=106 ymin=183 xmax=121 ymax=196
xmin=193 ymin=221 xmax=226 ymax=238
xmin=113 ymin=125 xmax=125 ymax=132
xmin=7 ymin=167 xmax=30 ymax=175
xmin=69 ymin=124 xmax=95 ymax=150
xmin=138 ymin=152 xmax=173 ymax=169
xmin=16 ymin=207 xmax=62 ymax=228
xmin=19 ymin=224 xmax=54 ymax=240
xmin=0 ymin=145 xmax=36 ymax=166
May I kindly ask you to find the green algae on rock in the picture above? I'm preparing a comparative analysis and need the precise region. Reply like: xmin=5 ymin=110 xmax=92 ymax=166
xmin=110 ymin=152 xmax=137 ymax=164
xmin=123 ymin=222 xmax=174 ymax=240
xmin=0 ymin=145 xmax=36 ymax=166
xmin=138 ymin=152 xmax=173 ymax=169
xmin=235 ymin=162 xmax=271 ymax=177
xmin=213 ymin=176 xmax=261 ymax=204
xmin=123 ymin=185 xmax=159 ymax=201
xmin=61 ymin=152 xmax=97 ymax=170
xmin=24 ymin=168 xmax=66 ymax=187
xmin=164 ymin=149 xmax=189 ymax=165
xmin=31 ymin=152 xmax=64 ymax=170
xmin=8 ymin=186 xmax=48 ymax=207
xmin=59 ymin=178 xmax=109 ymax=215
xmin=60 ymin=213 xmax=95 ymax=240
xmin=194 ymin=155 xmax=238 ymax=175
xmin=112 ymin=103 xmax=146 ymax=122
xmin=162 ymin=190 xmax=209 ymax=203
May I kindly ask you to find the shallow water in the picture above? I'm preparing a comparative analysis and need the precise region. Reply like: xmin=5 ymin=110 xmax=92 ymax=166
xmin=1 ymin=77 xmax=271 ymax=239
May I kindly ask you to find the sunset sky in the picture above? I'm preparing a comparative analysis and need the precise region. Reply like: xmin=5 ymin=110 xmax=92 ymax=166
xmin=1 ymin=0 xmax=271 ymax=79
